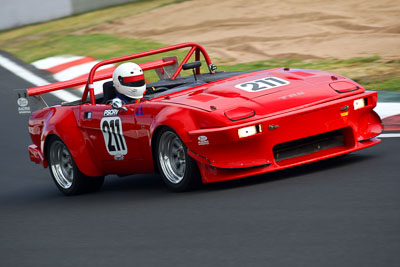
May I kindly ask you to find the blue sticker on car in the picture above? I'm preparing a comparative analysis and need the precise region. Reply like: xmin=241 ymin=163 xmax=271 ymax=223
xmin=136 ymin=105 xmax=143 ymax=116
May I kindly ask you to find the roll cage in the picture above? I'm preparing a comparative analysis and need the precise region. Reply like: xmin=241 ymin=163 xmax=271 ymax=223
xmin=27 ymin=42 xmax=215 ymax=105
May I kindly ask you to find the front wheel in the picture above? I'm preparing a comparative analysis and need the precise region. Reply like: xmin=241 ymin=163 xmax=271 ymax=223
xmin=48 ymin=137 xmax=104 ymax=196
xmin=156 ymin=129 xmax=201 ymax=192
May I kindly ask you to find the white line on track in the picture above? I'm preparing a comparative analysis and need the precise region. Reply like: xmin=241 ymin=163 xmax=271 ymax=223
xmin=31 ymin=55 xmax=84 ymax=70
xmin=375 ymin=102 xmax=400 ymax=119
xmin=0 ymin=54 xmax=79 ymax=102
xmin=53 ymin=61 xmax=101 ymax=81
xmin=378 ymin=133 xmax=400 ymax=138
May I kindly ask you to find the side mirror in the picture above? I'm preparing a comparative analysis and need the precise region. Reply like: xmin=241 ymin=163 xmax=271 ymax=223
xmin=182 ymin=61 xmax=202 ymax=70
xmin=182 ymin=61 xmax=202 ymax=81
xmin=110 ymin=98 xmax=128 ymax=111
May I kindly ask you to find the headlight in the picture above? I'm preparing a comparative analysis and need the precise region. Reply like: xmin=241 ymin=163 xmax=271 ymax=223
xmin=353 ymin=98 xmax=367 ymax=110
xmin=238 ymin=124 xmax=262 ymax=138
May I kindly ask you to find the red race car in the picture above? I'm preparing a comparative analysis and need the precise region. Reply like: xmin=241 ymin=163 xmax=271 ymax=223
xmin=26 ymin=43 xmax=383 ymax=195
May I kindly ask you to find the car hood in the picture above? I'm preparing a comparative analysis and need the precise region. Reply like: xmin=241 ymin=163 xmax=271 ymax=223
xmin=161 ymin=68 xmax=365 ymax=117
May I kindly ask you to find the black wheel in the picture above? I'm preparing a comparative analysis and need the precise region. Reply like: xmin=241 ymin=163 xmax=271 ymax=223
xmin=47 ymin=137 xmax=104 ymax=196
xmin=156 ymin=128 xmax=201 ymax=192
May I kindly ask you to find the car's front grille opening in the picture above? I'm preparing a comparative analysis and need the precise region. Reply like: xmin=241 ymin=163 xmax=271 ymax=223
xmin=273 ymin=129 xmax=346 ymax=162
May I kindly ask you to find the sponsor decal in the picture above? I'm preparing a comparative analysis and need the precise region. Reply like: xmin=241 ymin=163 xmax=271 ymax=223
xmin=235 ymin=77 xmax=290 ymax=92
xmin=136 ymin=104 xmax=143 ymax=116
xmin=16 ymin=90 xmax=31 ymax=114
xmin=279 ymin=91 xmax=305 ymax=100
xmin=17 ymin=97 xmax=28 ymax=107
xmin=198 ymin=135 xmax=209 ymax=145
xmin=103 ymin=109 xmax=119 ymax=117
xmin=114 ymin=155 xmax=124 ymax=161
xmin=341 ymin=112 xmax=349 ymax=117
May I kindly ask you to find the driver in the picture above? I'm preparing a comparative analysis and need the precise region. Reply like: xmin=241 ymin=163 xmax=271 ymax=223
xmin=112 ymin=62 xmax=146 ymax=104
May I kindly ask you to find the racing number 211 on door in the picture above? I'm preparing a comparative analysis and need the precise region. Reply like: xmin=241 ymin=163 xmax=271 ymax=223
xmin=100 ymin=117 xmax=128 ymax=156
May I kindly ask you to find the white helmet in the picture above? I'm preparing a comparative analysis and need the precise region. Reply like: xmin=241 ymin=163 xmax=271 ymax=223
xmin=113 ymin=62 xmax=146 ymax=99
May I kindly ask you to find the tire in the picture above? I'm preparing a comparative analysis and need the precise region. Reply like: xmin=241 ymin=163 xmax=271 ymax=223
xmin=156 ymin=128 xmax=201 ymax=192
xmin=47 ymin=137 xmax=104 ymax=196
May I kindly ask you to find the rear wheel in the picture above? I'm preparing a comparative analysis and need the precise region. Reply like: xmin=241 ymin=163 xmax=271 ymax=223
xmin=156 ymin=128 xmax=201 ymax=192
xmin=48 ymin=137 xmax=104 ymax=196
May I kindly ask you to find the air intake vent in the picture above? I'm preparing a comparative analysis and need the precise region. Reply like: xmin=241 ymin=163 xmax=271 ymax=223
xmin=273 ymin=129 xmax=345 ymax=162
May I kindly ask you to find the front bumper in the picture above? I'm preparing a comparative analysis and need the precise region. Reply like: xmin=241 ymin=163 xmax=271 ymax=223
xmin=187 ymin=91 xmax=382 ymax=183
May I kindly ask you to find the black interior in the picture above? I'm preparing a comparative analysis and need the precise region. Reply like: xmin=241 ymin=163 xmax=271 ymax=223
xmin=101 ymin=81 xmax=117 ymax=104
xmin=61 ymin=70 xmax=261 ymax=106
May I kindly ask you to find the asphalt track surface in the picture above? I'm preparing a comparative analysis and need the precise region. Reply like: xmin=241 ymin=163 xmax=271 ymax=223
xmin=1 ymin=56 xmax=399 ymax=267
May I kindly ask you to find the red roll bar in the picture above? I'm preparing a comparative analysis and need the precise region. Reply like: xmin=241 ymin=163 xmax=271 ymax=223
xmin=27 ymin=42 xmax=214 ymax=105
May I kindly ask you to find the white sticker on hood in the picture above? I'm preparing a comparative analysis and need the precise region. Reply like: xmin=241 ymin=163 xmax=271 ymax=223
xmin=235 ymin=77 xmax=290 ymax=92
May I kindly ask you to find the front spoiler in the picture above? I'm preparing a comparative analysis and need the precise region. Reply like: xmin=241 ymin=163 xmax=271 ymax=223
xmin=194 ymin=137 xmax=380 ymax=184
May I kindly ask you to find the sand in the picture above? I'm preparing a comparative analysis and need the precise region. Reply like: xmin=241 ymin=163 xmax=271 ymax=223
xmin=81 ymin=0 xmax=400 ymax=63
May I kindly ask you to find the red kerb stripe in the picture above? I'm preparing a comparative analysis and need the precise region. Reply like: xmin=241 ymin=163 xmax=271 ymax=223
xmin=68 ymin=67 xmax=116 ymax=90
xmin=46 ymin=57 xmax=95 ymax=73
xmin=382 ymin=114 xmax=400 ymax=131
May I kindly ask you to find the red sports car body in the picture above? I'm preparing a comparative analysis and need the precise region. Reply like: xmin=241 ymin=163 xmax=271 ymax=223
xmin=26 ymin=43 xmax=383 ymax=195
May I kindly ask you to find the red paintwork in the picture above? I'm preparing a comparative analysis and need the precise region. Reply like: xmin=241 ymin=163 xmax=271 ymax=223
xmin=27 ymin=43 xmax=383 ymax=183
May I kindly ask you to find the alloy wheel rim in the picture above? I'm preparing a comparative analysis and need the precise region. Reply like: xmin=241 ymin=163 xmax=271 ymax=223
xmin=50 ymin=141 xmax=74 ymax=189
xmin=158 ymin=131 xmax=186 ymax=184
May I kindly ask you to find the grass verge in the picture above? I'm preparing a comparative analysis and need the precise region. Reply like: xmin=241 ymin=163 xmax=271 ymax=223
xmin=0 ymin=0 xmax=398 ymax=91
xmin=219 ymin=57 xmax=400 ymax=91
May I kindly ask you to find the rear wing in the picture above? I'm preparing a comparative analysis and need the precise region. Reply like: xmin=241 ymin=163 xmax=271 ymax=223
xmin=27 ymin=42 xmax=215 ymax=105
